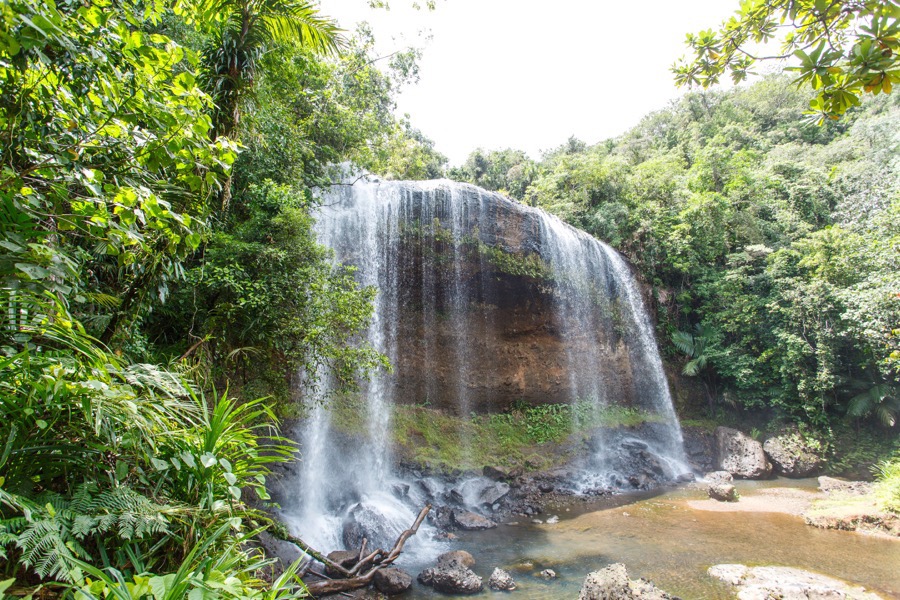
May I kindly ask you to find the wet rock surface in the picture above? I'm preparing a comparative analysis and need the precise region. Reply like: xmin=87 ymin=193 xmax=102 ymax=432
xmin=418 ymin=550 xmax=483 ymax=594
xmin=451 ymin=509 xmax=497 ymax=530
xmin=488 ymin=568 xmax=517 ymax=591
xmin=708 ymin=564 xmax=883 ymax=599
xmin=715 ymin=427 xmax=772 ymax=479
xmin=578 ymin=563 xmax=676 ymax=600
xmin=373 ymin=568 xmax=412 ymax=595
xmin=342 ymin=503 xmax=398 ymax=551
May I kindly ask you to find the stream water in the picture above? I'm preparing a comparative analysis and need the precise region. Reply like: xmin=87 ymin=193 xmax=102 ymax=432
xmin=400 ymin=479 xmax=900 ymax=599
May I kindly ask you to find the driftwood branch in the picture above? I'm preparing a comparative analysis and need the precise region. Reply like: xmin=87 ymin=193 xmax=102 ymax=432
xmin=301 ymin=504 xmax=431 ymax=597
xmin=282 ymin=534 xmax=354 ymax=578
xmin=357 ymin=538 xmax=367 ymax=563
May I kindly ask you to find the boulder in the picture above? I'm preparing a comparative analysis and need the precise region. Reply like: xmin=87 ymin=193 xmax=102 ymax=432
xmin=373 ymin=568 xmax=413 ymax=595
xmin=704 ymin=471 xmax=733 ymax=484
xmin=539 ymin=569 xmax=557 ymax=579
xmin=708 ymin=564 xmax=882 ymax=599
xmin=425 ymin=567 xmax=483 ymax=594
xmin=325 ymin=550 xmax=358 ymax=577
xmin=708 ymin=483 xmax=738 ymax=502
xmin=578 ymin=563 xmax=675 ymax=600
xmin=342 ymin=503 xmax=396 ymax=551
xmin=452 ymin=510 xmax=497 ymax=530
xmin=478 ymin=482 xmax=511 ymax=506
xmin=715 ymin=427 xmax=772 ymax=479
xmin=418 ymin=551 xmax=482 ymax=595
xmin=488 ymin=568 xmax=517 ymax=591
xmin=763 ymin=432 xmax=822 ymax=477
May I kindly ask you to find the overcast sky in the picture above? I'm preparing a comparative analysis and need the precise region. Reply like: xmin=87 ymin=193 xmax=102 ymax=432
xmin=322 ymin=0 xmax=744 ymax=165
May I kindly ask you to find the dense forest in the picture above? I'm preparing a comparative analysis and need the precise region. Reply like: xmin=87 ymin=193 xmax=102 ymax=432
xmin=0 ymin=0 xmax=898 ymax=596
xmin=451 ymin=80 xmax=900 ymax=432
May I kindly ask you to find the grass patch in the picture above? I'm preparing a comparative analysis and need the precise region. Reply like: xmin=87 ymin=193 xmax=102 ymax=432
xmin=874 ymin=453 xmax=900 ymax=513
xmin=329 ymin=397 xmax=662 ymax=472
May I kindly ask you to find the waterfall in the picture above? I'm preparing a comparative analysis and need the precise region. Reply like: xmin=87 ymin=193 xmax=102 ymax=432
xmin=280 ymin=178 xmax=688 ymax=553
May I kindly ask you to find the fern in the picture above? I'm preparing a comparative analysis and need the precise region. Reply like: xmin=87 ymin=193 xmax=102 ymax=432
xmin=7 ymin=485 xmax=172 ymax=582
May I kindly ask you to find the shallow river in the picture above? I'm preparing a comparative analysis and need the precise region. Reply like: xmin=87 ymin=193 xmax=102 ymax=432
xmin=396 ymin=478 xmax=900 ymax=599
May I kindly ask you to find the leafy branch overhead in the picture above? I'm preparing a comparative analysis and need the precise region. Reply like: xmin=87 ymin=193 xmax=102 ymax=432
xmin=673 ymin=0 xmax=900 ymax=122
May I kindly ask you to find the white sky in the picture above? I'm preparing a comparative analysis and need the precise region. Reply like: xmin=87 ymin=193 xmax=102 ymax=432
xmin=322 ymin=0 xmax=744 ymax=165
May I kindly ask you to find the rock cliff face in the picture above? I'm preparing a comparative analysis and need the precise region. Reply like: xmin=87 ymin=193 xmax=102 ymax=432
xmin=317 ymin=180 xmax=646 ymax=414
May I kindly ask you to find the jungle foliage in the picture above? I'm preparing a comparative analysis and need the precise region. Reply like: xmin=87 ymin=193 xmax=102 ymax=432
xmin=0 ymin=0 xmax=441 ymax=592
xmin=454 ymin=76 xmax=900 ymax=431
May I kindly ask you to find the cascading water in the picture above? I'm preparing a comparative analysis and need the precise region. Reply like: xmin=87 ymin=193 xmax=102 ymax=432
xmin=279 ymin=178 xmax=688 ymax=556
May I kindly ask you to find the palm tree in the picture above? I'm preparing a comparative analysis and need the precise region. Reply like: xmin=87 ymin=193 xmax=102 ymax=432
xmin=197 ymin=0 xmax=343 ymax=208
xmin=847 ymin=383 xmax=899 ymax=427
xmin=673 ymin=324 xmax=718 ymax=413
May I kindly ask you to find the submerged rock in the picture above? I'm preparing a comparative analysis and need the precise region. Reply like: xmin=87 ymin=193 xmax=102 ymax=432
xmin=763 ymin=433 xmax=822 ymax=477
xmin=715 ymin=427 xmax=772 ymax=479
xmin=436 ymin=550 xmax=476 ymax=568
xmin=708 ymin=483 xmax=738 ymax=502
xmin=373 ymin=568 xmax=412 ymax=595
xmin=488 ymin=568 xmax=517 ymax=591
xmin=452 ymin=510 xmax=497 ymax=530
xmin=708 ymin=564 xmax=882 ymax=599
xmin=578 ymin=563 xmax=676 ymax=600
xmin=539 ymin=569 xmax=557 ymax=579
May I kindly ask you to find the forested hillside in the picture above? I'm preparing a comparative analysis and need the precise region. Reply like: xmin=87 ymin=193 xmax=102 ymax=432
xmin=452 ymin=77 xmax=900 ymax=429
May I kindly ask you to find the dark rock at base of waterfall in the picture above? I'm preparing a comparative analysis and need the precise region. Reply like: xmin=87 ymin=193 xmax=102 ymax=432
xmin=455 ymin=477 xmax=511 ymax=507
xmin=452 ymin=510 xmax=497 ymax=530
xmin=675 ymin=472 xmax=695 ymax=483
xmin=681 ymin=427 xmax=715 ymax=473
xmin=479 ymin=482 xmax=510 ymax=506
xmin=708 ymin=483 xmax=738 ymax=502
xmin=714 ymin=427 xmax=772 ymax=479
xmin=704 ymin=471 xmax=733 ymax=484
xmin=418 ymin=551 xmax=483 ymax=594
xmin=484 ymin=465 xmax=520 ymax=481
xmin=342 ymin=503 xmax=396 ymax=551
xmin=373 ymin=568 xmax=412 ymax=595
xmin=325 ymin=550 xmax=359 ymax=577
xmin=708 ymin=564 xmax=880 ymax=599
xmin=255 ymin=531 xmax=305 ymax=580
xmin=763 ymin=433 xmax=823 ymax=477
xmin=488 ymin=568 xmax=517 ymax=591
xmin=427 ymin=505 xmax=455 ymax=531
xmin=579 ymin=564 xmax=677 ymax=600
